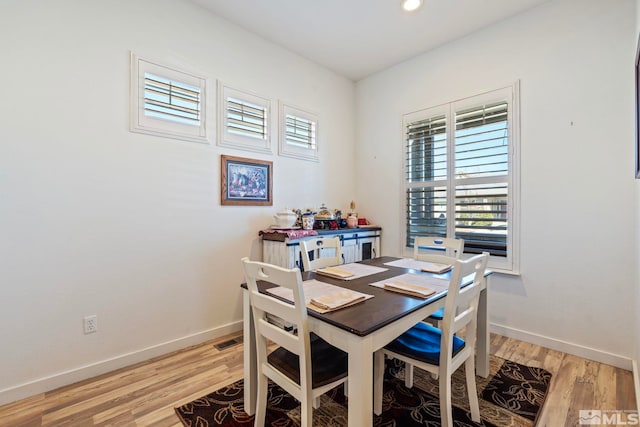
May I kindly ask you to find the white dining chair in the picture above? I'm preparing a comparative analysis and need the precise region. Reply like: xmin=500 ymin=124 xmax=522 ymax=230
xmin=414 ymin=236 xmax=464 ymax=327
xmin=300 ymin=237 xmax=343 ymax=271
xmin=373 ymin=252 xmax=489 ymax=427
xmin=241 ymin=257 xmax=349 ymax=427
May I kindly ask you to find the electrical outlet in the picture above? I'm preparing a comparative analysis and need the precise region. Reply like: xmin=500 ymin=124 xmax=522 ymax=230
xmin=84 ymin=315 xmax=98 ymax=334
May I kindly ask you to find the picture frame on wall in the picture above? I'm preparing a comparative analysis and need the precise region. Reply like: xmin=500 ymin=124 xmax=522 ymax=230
xmin=221 ymin=155 xmax=273 ymax=206
xmin=635 ymin=33 xmax=640 ymax=178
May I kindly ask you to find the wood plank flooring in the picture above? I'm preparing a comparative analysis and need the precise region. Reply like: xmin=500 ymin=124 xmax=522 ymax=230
xmin=0 ymin=332 xmax=635 ymax=426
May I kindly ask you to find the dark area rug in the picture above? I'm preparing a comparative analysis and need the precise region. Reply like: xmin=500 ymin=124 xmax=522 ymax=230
xmin=175 ymin=355 xmax=551 ymax=426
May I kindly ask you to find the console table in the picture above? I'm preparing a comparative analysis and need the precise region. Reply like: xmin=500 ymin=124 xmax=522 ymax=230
xmin=261 ymin=226 xmax=381 ymax=270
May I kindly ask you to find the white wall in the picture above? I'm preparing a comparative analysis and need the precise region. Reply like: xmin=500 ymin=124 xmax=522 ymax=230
xmin=2 ymin=0 xmax=637 ymax=407
xmin=0 ymin=0 xmax=356 ymax=403
xmin=356 ymin=0 xmax=637 ymax=367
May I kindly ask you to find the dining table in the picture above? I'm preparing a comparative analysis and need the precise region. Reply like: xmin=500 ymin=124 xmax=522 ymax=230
xmin=241 ymin=255 xmax=492 ymax=427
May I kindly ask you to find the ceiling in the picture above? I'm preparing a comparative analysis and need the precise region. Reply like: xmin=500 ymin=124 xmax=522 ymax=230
xmin=190 ymin=0 xmax=549 ymax=81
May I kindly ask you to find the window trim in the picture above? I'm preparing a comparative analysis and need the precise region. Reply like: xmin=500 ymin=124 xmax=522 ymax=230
xmin=401 ymin=83 xmax=520 ymax=274
xmin=130 ymin=52 xmax=210 ymax=144
xmin=278 ymin=102 xmax=319 ymax=162
xmin=217 ymin=82 xmax=272 ymax=154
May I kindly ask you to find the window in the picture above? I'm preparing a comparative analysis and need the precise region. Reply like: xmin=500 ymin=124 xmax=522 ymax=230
xmin=404 ymin=84 xmax=520 ymax=273
xmin=130 ymin=52 xmax=209 ymax=144
xmin=279 ymin=102 xmax=319 ymax=161
xmin=218 ymin=83 xmax=272 ymax=153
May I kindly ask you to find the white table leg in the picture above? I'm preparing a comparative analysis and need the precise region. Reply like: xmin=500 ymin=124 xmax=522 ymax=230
xmin=476 ymin=276 xmax=490 ymax=378
xmin=242 ymin=290 xmax=256 ymax=415
xmin=347 ymin=336 xmax=373 ymax=427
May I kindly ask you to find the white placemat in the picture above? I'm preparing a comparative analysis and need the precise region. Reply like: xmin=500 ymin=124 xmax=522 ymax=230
xmin=383 ymin=258 xmax=452 ymax=274
xmin=314 ymin=263 xmax=387 ymax=280
xmin=369 ymin=273 xmax=450 ymax=293
xmin=266 ymin=279 xmax=374 ymax=313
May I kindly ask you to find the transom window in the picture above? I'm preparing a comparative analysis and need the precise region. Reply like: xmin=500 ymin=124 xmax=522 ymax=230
xmin=279 ymin=102 xmax=319 ymax=161
xmin=144 ymin=73 xmax=201 ymax=125
xmin=226 ymin=97 xmax=268 ymax=140
xmin=218 ymin=83 xmax=272 ymax=154
xmin=130 ymin=52 xmax=209 ymax=144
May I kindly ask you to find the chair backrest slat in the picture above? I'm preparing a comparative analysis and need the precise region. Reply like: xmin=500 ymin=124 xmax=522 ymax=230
xmin=300 ymin=237 xmax=342 ymax=271
xmin=251 ymin=293 xmax=299 ymax=327
xmin=257 ymin=317 xmax=300 ymax=355
xmin=414 ymin=236 xmax=464 ymax=264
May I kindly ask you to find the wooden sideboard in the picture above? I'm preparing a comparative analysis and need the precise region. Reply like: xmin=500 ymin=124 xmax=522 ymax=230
xmin=262 ymin=227 xmax=382 ymax=271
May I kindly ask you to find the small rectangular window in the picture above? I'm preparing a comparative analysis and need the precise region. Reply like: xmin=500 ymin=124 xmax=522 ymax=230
xmin=218 ymin=83 xmax=272 ymax=154
xmin=144 ymin=73 xmax=201 ymax=125
xmin=279 ymin=102 xmax=318 ymax=161
xmin=285 ymin=115 xmax=315 ymax=149
xmin=130 ymin=52 xmax=209 ymax=144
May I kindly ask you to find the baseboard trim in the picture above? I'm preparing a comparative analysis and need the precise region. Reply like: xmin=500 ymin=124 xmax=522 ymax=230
xmin=491 ymin=323 xmax=632 ymax=370
xmin=0 ymin=321 xmax=243 ymax=406
xmin=3 ymin=321 xmax=633 ymax=406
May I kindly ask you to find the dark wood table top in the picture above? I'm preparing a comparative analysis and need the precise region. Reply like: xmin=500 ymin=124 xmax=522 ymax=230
xmin=246 ymin=256 xmax=456 ymax=337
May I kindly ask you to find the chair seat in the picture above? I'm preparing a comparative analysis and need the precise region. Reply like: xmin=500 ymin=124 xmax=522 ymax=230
xmin=384 ymin=322 xmax=465 ymax=365
xmin=429 ymin=307 xmax=444 ymax=321
xmin=268 ymin=333 xmax=348 ymax=388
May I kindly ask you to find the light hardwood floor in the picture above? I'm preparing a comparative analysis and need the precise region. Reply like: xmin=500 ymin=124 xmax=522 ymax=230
xmin=0 ymin=332 xmax=636 ymax=426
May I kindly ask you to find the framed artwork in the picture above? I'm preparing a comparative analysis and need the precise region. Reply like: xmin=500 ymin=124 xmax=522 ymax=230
xmin=221 ymin=155 xmax=273 ymax=206
xmin=636 ymin=33 xmax=640 ymax=178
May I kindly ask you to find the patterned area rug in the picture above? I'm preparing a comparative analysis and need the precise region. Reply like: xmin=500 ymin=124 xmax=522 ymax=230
xmin=175 ymin=355 xmax=551 ymax=426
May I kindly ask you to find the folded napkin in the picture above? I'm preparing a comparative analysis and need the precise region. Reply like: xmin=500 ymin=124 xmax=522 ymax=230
xmin=384 ymin=281 xmax=436 ymax=298
xmin=314 ymin=266 xmax=355 ymax=279
xmin=310 ymin=290 xmax=365 ymax=311
xmin=420 ymin=262 xmax=452 ymax=274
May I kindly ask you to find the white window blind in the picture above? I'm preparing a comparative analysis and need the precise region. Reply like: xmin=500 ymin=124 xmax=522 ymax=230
xmin=404 ymin=85 xmax=519 ymax=273
xmin=454 ymin=102 xmax=509 ymax=257
xmin=130 ymin=52 xmax=209 ymax=144
xmin=226 ymin=97 xmax=267 ymax=140
xmin=144 ymin=73 xmax=201 ymax=125
xmin=284 ymin=114 xmax=316 ymax=150
xmin=406 ymin=114 xmax=447 ymax=183
xmin=218 ymin=83 xmax=271 ymax=153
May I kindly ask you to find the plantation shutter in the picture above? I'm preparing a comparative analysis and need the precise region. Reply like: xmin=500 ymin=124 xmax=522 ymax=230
xmin=405 ymin=115 xmax=447 ymax=183
xmin=285 ymin=114 xmax=316 ymax=149
xmin=454 ymin=102 xmax=509 ymax=256
xmin=226 ymin=97 xmax=268 ymax=140
xmin=144 ymin=73 xmax=201 ymax=125
xmin=405 ymin=114 xmax=447 ymax=248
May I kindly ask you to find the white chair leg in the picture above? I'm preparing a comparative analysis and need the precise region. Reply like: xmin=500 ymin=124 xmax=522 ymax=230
xmin=373 ymin=351 xmax=385 ymax=416
xmin=254 ymin=374 xmax=268 ymax=427
xmin=404 ymin=362 xmax=414 ymax=388
xmin=431 ymin=321 xmax=440 ymax=381
xmin=304 ymin=401 xmax=313 ymax=427
xmin=465 ymin=356 xmax=480 ymax=422
xmin=439 ymin=370 xmax=453 ymax=427
xmin=312 ymin=396 xmax=320 ymax=409
xmin=343 ymin=380 xmax=348 ymax=397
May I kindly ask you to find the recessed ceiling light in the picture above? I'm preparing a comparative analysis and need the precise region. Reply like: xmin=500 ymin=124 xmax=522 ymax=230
xmin=401 ymin=0 xmax=423 ymax=12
